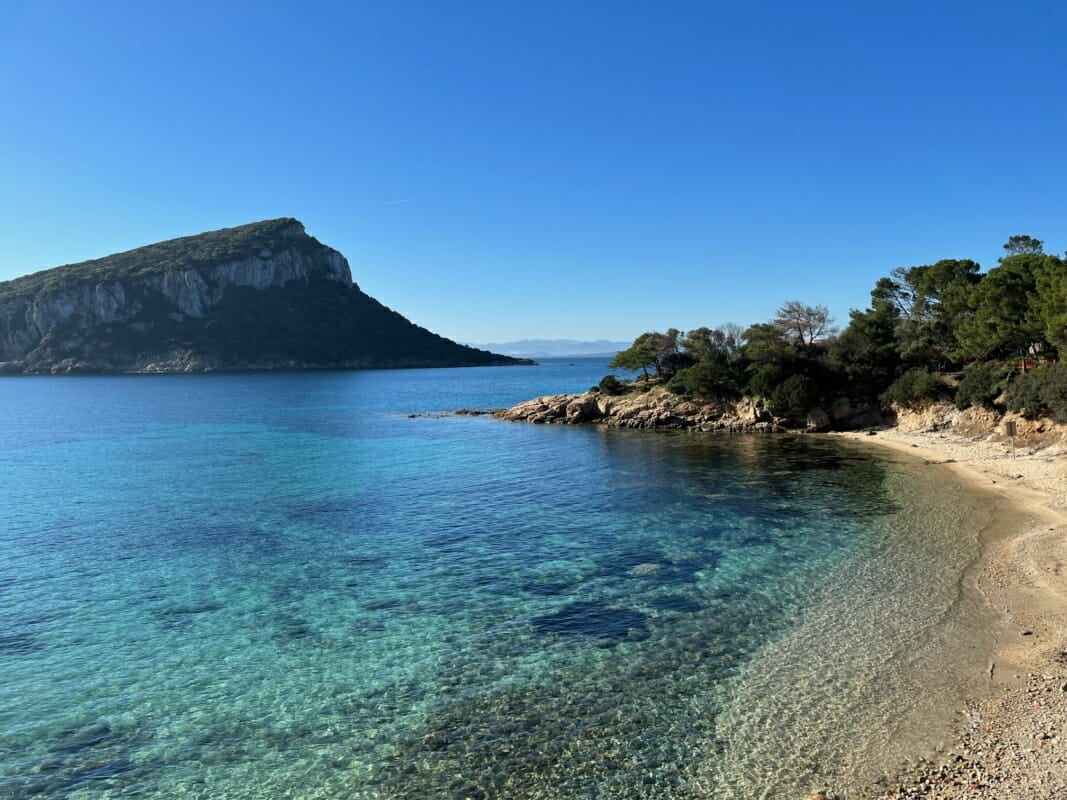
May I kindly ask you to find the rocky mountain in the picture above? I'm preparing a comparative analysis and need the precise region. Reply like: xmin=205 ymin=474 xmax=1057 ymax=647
xmin=0 ymin=218 xmax=525 ymax=373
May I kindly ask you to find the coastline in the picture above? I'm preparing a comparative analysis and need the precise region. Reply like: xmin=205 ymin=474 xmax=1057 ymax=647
xmin=494 ymin=390 xmax=1067 ymax=797
xmin=833 ymin=426 xmax=1067 ymax=799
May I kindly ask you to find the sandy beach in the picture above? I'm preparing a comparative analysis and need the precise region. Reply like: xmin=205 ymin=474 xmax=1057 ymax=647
xmin=832 ymin=413 xmax=1067 ymax=799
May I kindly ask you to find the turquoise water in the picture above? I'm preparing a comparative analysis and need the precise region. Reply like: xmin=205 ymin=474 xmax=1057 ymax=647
xmin=0 ymin=361 xmax=999 ymax=799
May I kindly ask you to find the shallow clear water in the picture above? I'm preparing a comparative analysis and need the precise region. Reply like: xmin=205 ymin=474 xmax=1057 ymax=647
xmin=0 ymin=360 xmax=999 ymax=799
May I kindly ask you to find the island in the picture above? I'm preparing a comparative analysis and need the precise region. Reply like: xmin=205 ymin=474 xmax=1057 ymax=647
xmin=0 ymin=218 xmax=527 ymax=374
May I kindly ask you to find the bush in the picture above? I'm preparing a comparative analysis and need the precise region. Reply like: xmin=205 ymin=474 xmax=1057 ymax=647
xmin=665 ymin=368 xmax=691 ymax=395
xmin=955 ymin=361 xmax=1011 ymax=410
xmin=659 ymin=351 xmax=696 ymax=378
xmin=747 ymin=362 xmax=789 ymax=399
xmin=598 ymin=374 xmax=626 ymax=396
xmin=769 ymin=374 xmax=818 ymax=419
xmin=684 ymin=356 xmax=742 ymax=400
xmin=1006 ymin=363 xmax=1067 ymax=421
xmin=880 ymin=368 xmax=945 ymax=407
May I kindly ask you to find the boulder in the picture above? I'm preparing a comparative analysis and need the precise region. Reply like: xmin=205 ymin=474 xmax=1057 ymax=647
xmin=806 ymin=407 xmax=831 ymax=431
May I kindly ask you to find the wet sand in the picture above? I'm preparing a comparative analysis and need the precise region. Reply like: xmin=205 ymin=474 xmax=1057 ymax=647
xmin=834 ymin=424 xmax=1067 ymax=799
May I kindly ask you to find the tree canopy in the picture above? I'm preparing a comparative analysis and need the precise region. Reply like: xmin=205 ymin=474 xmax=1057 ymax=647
xmin=603 ymin=232 xmax=1066 ymax=423
xmin=773 ymin=301 xmax=835 ymax=345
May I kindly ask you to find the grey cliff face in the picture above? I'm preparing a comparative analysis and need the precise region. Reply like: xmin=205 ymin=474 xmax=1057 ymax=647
xmin=0 ymin=231 xmax=352 ymax=365
xmin=0 ymin=217 xmax=518 ymax=374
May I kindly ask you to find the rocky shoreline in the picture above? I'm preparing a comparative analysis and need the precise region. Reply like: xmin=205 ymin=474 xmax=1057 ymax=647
xmin=494 ymin=390 xmax=1067 ymax=799
xmin=493 ymin=386 xmax=882 ymax=432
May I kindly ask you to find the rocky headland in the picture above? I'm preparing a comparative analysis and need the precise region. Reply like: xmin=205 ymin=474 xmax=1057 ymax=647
xmin=494 ymin=386 xmax=883 ymax=432
xmin=0 ymin=218 xmax=525 ymax=374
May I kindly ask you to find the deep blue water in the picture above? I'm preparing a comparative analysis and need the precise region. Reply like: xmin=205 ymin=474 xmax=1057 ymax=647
xmin=0 ymin=360 xmax=996 ymax=799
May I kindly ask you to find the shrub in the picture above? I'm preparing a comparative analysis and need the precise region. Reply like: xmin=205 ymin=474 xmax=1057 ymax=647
xmin=598 ymin=374 xmax=626 ymax=396
xmin=1038 ymin=365 xmax=1067 ymax=421
xmin=769 ymin=374 xmax=818 ymax=419
xmin=684 ymin=357 xmax=741 ymax=400
xmin=747 ymin=362 xmax=789 ymax=399
xmin=1006 ymin=363 xmax=1067 ymax=421
xmin=665 ymin=368 xmax=691 ymax=395
xmin=880 ymin=368 xmax=945 ymax=407
xmin=660 ymin=351 xmax=696 ymax=378
xmin=955 ymin=361 xmax=1011 ymax=410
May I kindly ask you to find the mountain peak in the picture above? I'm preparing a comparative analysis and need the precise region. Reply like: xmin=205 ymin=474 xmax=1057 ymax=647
xmin=0 ymin=220 xmax=523 ymax=373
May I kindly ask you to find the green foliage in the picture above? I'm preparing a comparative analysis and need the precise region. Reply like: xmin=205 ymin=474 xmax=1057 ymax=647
xmin=598 ymin=374 xmax=627 ymax=396
xmin=665 ymin=369 xmax=690 ymax=395
xmin=609 ymin=329 xmax=686 ymax=378
xmin=747 ymin=361 xmax=790 ymax=399
xmin=880 ymin=368 xmax=945 ymax=408
xmin=0 ymin=218 xmax=317 ymax=304
xmin=682 ymin=355 xmax=742 ymax=400
xmin=955 ymin=254 xmax=1047 ymax=359
xmin=882 ymin=260 xmax=981 ymax=368
xmin=955 ymin=361 xmax=1011 ymax=410
xmin=1006 ymin=363 xmax=1067 ymax=421
xmin=1003 ymin=234 xmax=1044 ymax=257
xmin=773 ymin=301 xmax=835 ymax=345
xmin=598 ymin=230 xmax=1064 ymax=422
xmin=1 ymin=230 xmax=519 ymax=370
xmin=769 ymin=374 xmax=818 ymax=419
xmin=660 ymin=351 xmax=696 ymax=377
xmin=608 ymin=340 xmax=656 ymax=376
xmin=146 ymin=278 xmax=513 ymax=366
xmin=741 ymin=322 xmax=789 ymax=365
xmin=1028 ymin=254 xmax=1067 ymax=358
xmin=829 ymin=303 xmax=901 ymax=401
xmin=1006 ymin=370 xmax=1045 ymax=419
xmin=679 ymin=325 xmax=743 ymax=361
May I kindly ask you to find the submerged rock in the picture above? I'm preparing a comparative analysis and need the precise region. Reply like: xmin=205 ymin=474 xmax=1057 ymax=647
xmin=627 ymin=562 xmax=661 ymax=577
xmin=532 ymin=601 xmax=648 ymax=639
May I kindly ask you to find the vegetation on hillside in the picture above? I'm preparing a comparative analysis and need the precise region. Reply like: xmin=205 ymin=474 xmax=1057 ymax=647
xmin=603 ymin=235 xmax=1067 ymax=422
xmin=0 ymin=218 xmax=522 ymax=370
xmin=0 ymin=218 xmax=316 ymax=303
xmin=52 ymin=276 xmax=516 ymax=369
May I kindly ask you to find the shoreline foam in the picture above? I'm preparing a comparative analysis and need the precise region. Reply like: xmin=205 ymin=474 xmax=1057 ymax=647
xmin=832 ymin=426 xmax=1067 ymax=799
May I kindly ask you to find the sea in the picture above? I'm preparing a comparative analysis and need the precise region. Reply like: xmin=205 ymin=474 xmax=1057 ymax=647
xmin=0 ymin=358 xmax=1006 ymax=799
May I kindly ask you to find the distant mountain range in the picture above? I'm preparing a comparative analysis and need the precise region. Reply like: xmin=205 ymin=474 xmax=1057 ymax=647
xmin=0 ymin=218 xmax=527 ymax=374
xmin=467 ymin=339 xmax=630 ymax=358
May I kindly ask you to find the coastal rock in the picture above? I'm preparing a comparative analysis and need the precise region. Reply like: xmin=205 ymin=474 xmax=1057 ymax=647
xmin=0 ymin=218 xmax=524 ymax=373
xmin=890 ymin=401 xmax=960 ymax=433
xmin=806 ymin=407 xmax=831 ymax=431
xmin=497 ymin=388 xmax=891 ymax=434
xmin=496 ymin=388 xmax=790 ymax=432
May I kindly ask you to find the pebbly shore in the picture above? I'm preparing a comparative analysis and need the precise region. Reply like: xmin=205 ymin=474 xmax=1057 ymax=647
xmin=496 ymin=390 xmax=1067 ymax=799
xmin=835 ymin=418 xmax=1067 ymax=800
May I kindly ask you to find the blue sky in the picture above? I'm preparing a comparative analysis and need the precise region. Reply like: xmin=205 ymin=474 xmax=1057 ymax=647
xmin=1 ymin=1 xmax=1064 ymax=343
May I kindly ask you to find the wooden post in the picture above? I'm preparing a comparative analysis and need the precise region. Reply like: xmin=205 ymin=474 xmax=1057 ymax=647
xmin=1004 ymin=420 xmax=1017 ymax=460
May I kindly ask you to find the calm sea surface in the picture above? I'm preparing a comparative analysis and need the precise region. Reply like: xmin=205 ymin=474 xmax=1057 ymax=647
xmin=0 ymin=359 xmax=1001 ymax=799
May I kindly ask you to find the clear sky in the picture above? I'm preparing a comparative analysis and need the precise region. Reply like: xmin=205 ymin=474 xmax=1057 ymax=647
xmin=2 ymin=1 xmax=1064 ymax=343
